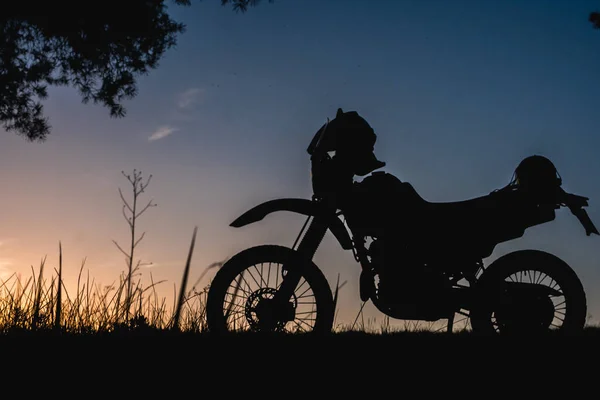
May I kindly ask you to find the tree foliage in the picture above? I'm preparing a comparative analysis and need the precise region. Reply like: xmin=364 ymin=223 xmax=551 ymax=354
xmin=0 ymin=0 xmax=271 ymax=142
xmin=591 ymin=12 xmax=600 ymax=29
xmin=221 ymin=0 xmax=273 ymax=13
xmin=0 ymin=0 xmax=194 ymax=141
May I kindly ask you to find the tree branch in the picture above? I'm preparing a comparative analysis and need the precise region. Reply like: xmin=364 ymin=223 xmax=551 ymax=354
xmin=135 ymin=199 xmax=156 ymax=219
xmin=133 ymin=231 xmax=146 ymax=248
xmin=112 ymin=239 xmax=130 ymax=259
xmin=121 ymin=205 xmax=133 ymax=229
xmin=118 ymin=187 xmax=133 ymax=213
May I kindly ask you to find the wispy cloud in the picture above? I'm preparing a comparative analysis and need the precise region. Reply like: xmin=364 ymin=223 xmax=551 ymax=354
xmin=177 ymin=87 xmax=204 ymax=110
xmin=146 ymin=88 xmax=202 ymax=142
xmin=148 ymin=125 xmax=178 ymax=142
xmin=0 ymin=238 xmax=16 ymax=248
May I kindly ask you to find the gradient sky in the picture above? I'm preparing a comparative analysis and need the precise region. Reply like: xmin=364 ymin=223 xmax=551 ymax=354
xmin=1 ymin=0 xmax=599 ymax=328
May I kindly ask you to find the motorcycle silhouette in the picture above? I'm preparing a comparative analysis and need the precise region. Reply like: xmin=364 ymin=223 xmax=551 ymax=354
xmin=206 ymin=108 xmax=598 ymax=335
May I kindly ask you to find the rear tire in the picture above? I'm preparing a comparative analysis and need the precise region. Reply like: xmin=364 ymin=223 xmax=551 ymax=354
xmin=470 ymin=249 xmax=587 ymax=336
xmin=206 ymin=245 xmax=335 ymax=335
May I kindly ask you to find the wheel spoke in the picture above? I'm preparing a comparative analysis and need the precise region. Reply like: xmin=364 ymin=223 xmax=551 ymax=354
xmin=224 ymin=273 xmax=244 ymax=321
xmin=479 ymin=264 xmax=580 ymax=334
xmin=214 ymin=257 xmax=322 ymax=333
xmin=245 ymin=267 xmax=263 ymax=289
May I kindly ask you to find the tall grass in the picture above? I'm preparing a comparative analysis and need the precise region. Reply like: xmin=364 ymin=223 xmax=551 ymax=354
xmin=0 ymin=229 xmax=211 ymax=335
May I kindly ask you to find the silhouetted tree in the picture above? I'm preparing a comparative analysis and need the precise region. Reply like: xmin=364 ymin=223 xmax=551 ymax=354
xmin=0 ymin=0 xmax=273 ymax=142
xmin=591 ymin=11 xmax=600 ymax=29
xmin=0 ymin=0 xmax=193 ymax=141
xmin=221 ymin=0 xmax=273 ymax=13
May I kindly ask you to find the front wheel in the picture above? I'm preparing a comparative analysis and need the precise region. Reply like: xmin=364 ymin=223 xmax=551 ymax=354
xmin=469 ymin=249 xmax=587 ymax=335
xmin=206 ymin=245 xmax=335 ymax=334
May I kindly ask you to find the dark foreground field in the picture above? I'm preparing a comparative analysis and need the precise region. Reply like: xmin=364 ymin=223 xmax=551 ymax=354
xmin=0 ymin=326 xmax=600 ymax=345
xmin=3 ymin=325 xmax=598 ymax=391
xmin=4 ymin=325 xmax=599 ymax=362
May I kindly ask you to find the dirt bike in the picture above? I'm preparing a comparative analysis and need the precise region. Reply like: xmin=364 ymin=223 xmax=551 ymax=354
xmin=206 ymin=108 xmax=598 ymax=335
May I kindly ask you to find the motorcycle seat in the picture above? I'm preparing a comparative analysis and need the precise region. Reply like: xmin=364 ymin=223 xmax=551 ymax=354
xmin=401 ymin=182 xmax=501 ymax=222
xmin=424 ymin=194 xmax=499 ymax=219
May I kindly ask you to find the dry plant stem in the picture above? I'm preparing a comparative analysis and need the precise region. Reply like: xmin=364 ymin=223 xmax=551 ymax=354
xmin=112 ymin=169 xmax=157 ymax=321
xmin=172 ymin=226 xmax=198 ymax=331
xmin=54 ymin=241 xmax=62 ymax=330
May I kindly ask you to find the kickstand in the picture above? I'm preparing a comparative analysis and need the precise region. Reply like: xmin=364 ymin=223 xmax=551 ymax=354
xmin=446 ymin=314 xmax=454 ymax=334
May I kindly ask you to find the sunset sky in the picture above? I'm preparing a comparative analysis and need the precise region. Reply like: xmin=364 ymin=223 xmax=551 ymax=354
xmin=1 ymin=0 xmax=599 ymax=328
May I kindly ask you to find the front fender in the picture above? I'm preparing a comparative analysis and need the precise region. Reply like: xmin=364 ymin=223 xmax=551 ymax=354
xmin=230 ymin=198 xmax=353 ymax=250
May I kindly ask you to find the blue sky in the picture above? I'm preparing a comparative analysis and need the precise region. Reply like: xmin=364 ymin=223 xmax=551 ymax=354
xmin=0 ymin=0 xmax=599 ymax=328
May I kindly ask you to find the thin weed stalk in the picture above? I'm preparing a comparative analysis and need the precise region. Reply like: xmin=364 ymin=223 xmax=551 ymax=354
xmin=172 ymin=226 xmax=198 ymax=331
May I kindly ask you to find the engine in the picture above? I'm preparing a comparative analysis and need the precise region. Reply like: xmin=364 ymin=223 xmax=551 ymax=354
xmin=367 ymin=237 xmax=425 ymax=277
xmin=367 ymin=236 xmax=453 ymax=309
xmin=366 ymin=237 xmax=387 ymax=274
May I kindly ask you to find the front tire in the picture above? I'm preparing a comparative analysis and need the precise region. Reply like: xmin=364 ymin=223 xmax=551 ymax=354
xmin=206 ymin=245 xmax=335 ymax=335
xmin=469 ymin=249 xmax=587 ymax=335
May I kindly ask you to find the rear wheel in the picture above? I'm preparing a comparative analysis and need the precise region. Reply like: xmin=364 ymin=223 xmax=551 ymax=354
xmin=206 ymin=245 xmax=335 ymax=334
xmin=469 ymin=250 xmax=587 ymax=335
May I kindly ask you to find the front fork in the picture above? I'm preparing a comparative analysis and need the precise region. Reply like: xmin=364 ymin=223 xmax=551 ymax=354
xmin=271 ymin=215 xmax=329 ymax=312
